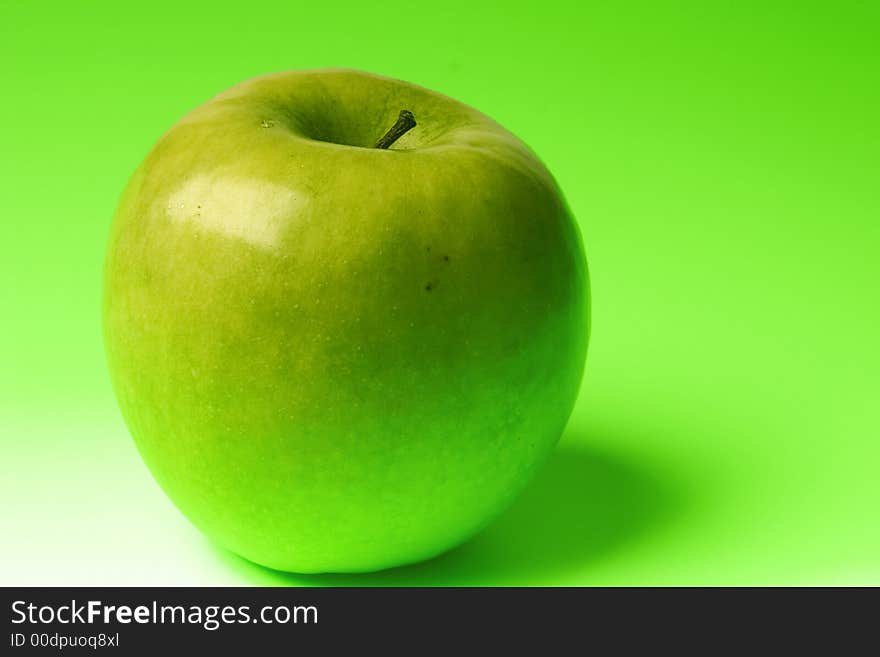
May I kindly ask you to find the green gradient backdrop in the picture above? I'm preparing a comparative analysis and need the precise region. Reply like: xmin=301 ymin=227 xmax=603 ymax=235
xmin=2 ymin=1 xmax=878 ymax=585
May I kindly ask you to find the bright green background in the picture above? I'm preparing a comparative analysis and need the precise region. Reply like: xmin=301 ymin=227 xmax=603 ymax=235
xmin=2 ymin=1 xmax=878 ymax=585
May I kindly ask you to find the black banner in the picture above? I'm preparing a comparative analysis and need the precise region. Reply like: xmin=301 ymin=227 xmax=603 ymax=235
xmin=1 ymin=587 xmax=875 ymax=652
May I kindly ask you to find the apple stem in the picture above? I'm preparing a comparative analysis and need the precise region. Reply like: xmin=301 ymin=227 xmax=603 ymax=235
xmin=374 ymin=110 xmax=417 ymax=149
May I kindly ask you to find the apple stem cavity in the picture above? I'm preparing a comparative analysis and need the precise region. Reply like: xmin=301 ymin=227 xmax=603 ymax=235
xmin=374 ymin=110 xmax=417 ymax=149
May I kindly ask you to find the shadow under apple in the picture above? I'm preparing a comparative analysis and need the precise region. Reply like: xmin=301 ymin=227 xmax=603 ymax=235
xmin=211 ymin=434 xmax=684 ymax=586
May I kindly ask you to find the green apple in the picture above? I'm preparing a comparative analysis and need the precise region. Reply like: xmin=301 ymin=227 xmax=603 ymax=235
xmin=104 ymin=68 xmax=589 ymax=573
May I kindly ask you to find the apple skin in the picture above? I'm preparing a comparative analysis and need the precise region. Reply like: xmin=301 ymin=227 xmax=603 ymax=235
xmin=104 ymin=69 xmax=589 ymax=573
